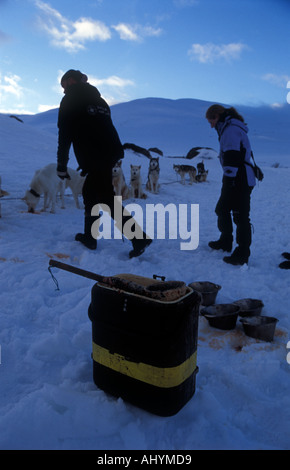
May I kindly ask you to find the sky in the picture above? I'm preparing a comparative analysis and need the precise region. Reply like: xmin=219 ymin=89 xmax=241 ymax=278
xmin=0 ymin=0 xmax=290 ymax=114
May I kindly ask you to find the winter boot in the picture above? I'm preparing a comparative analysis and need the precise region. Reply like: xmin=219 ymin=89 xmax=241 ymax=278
xmin=129 ymin=238 xmax=152 ymax=259
xmin=75 ymin=215 xmax=97 ymax=250
xmin=208 ymin=236 xmax=232 ymax=252
xmin=118 ymin=212 xmax=152 ymax=258
xmin=223 ymin=247 xmax=250 ymax=266
xmin=279 ymin=260 xmax=290 ymax=269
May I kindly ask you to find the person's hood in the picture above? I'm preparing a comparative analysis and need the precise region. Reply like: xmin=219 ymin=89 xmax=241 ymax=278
xmin=216 ymin=115 xmax=248 ymax=138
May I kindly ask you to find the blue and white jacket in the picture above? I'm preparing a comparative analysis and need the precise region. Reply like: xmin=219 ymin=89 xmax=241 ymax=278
xmin=216 ymin=116 xmax=256 ymax=188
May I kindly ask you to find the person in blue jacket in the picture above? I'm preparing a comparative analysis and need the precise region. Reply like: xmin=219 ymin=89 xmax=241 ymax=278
xmin=206 ymin=104 xmax=256 ymax=265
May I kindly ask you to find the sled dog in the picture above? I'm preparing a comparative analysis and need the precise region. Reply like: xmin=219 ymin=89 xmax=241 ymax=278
xmin=112 ymin=160 xmax=130 ymax=200
xmin=173 ymin=164 xmax=197 ymax=184
xmin=66 ymin=168 xmax=85 ymax=208
xmin=146 ymin=157 xmax=160 ymax=194
xmin=196 ymin=170 xmax=208 ymax=182
xmin=196 ymin=160 xmax=208 ymax=182
xmin=130 ymin=164 xmax=147 ymax=199
xmin=22 ymin=163 xmax=65 ymax=214
xmin=197 ymin=161 xmax=205 ymax=174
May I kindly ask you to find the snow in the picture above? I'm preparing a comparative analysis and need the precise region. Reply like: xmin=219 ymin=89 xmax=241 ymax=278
xmin=0 ymin=98 xmax=290 ymax=451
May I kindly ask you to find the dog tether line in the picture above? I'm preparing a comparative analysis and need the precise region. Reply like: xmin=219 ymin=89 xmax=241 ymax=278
xmin=48 ymin=266 xmax=60 ymax=291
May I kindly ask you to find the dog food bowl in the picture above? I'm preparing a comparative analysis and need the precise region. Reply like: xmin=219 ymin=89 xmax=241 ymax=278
xmin=240 ymin=316 xmax=279 ymax=342
xmin=200 ymin=303 xmax=240 ymax=330
xmin=188 ymin=281 xmax=221 ymax=306
xmin=233 ymin=298 xmax=264 ymax=317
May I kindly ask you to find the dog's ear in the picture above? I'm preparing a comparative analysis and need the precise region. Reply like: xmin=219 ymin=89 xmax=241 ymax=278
xmin=130 ymin=164 xmax=133 ymax=168
xmin=138 ymin=165 xmax=141 ymax=169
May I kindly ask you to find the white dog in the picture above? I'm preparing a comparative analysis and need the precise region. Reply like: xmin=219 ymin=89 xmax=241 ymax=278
xmin=112 ymin=160 xmax=130 ymax=200
xmin=23 ymin=163 xmax=65 ymax=214
xmin=66 ymin=168 xmax=85 ymax=208
xmin=130 ymin=164 xmax=147 ymax=199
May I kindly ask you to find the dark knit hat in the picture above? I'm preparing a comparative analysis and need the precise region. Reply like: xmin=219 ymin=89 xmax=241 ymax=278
xmin=60 ymin=69 xmax=88 ymax=85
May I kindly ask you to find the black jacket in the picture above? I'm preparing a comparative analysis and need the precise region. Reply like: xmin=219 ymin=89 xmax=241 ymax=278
xmin=57 ymin=83 xmax=124 ymax=174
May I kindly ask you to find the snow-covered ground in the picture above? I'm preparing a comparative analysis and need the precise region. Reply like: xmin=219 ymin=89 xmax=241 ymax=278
xmin=0 ymin=98 xmax=289 ymax=450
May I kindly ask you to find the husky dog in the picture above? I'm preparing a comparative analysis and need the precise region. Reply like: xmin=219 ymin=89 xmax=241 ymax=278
xmin=22 ymin=163 xmax=65 ymax=214
xmin=173 ymin=164 xmax=197 ymax=184
xmin=0 ymin=189 xmax=9 ymax=197
xmin=197 ymin=161 xmax=205 ymax=174
xmin=146 ymin=157 xmax=160 ymax=194
xmin=112 ymin=160 xmax=130 ymax=200
xmin=196 ymin=160 xmax=208 ymax=182
xmin=196 ymin=170 xmax=209 ymax=182
xmin=65 ymin=168 xmax=85 ymax=208
xmin=130 ymin=164 xmax=147 ymax=199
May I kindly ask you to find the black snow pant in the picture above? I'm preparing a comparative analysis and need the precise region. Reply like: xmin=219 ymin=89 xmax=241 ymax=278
xmin=81 ymin=169 xmax=146 ymax=241
xmin=215 ymin=178 xmax=253 ymax=256
xmin=82 ymin=168 xmax=116 ymax=216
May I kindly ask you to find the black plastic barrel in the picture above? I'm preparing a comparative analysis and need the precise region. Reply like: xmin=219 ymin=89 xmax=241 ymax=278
xmin=88 ymin=275 xmax=200 ymax=416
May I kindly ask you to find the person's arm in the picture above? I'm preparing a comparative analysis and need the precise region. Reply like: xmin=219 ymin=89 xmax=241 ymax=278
xmin=57 ymin=99 xmax=73 ymax=178
xmin=220 ymin=126 xmax=244 ymax=181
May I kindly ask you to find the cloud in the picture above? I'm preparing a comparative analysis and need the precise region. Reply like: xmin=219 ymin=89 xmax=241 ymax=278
xmin=270 ymin=102 xmax=284 ymax=109
xmin=0 ymin=73 xmax=23 ymax=99
xmin=35 ymin=0 xmax=111 ymax=52
xmin=89 ymin=74 xmax=136 ymax=105
xmin=35 ymin=1 xmax=162 ymax=51
xmin=38 ymin=104 xmax=58 ymax=112
xmin=112 ymin=23 xmax=162 ymax=42
xmin=261 ymin=73 xmax=290 ymax=88
xmin=0 ymin=73 xmax=34 ymax=113
xmin=91 ymin=75 xmax=135 ymax=88
xmin=188 ymin=42 xmax=247 ymax=63
xmin=112 ymin=23 xmax=138 ymax=41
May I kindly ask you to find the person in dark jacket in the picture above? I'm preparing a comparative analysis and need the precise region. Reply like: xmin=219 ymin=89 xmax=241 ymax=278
xmin=205 ymin=104 xmax=256 ymax=265
xmin=57 ymin=69 xmax=151 ymax=257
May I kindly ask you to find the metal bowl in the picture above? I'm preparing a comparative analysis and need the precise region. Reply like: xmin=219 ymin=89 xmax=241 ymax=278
xmin=240 ymin=316 xmax=278 ymax=342
xmin=200 ymin=303 xmax=240 ymax=330
xmin=188 ymin=281 xmax=221 ymax=306
xmin=233 ymin=298 xmax=264 ymax=317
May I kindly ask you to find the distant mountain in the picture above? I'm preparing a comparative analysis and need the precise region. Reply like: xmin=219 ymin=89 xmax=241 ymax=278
xmin=4 ymin=97 xmax=290 ymax=161
xmin=111 ymin=97 xmax=290 ymax=160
